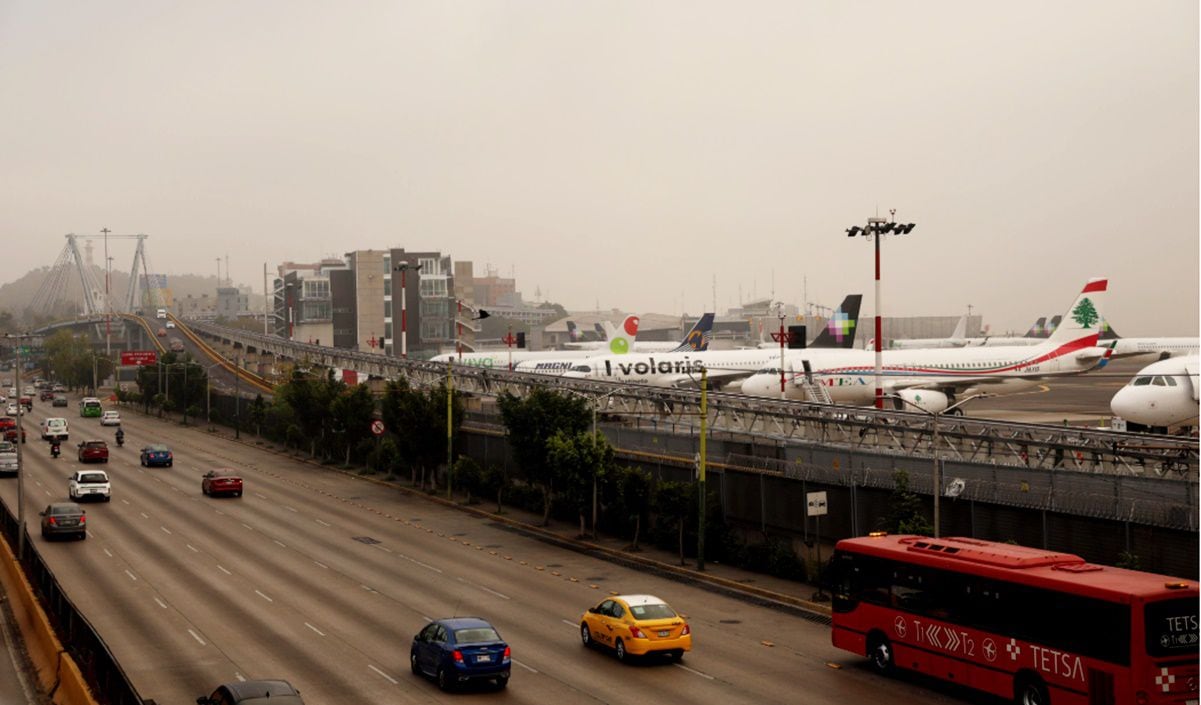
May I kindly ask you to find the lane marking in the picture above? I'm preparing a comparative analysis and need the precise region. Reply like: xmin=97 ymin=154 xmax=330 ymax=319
xmin=315 ymin=519 xmax=331 ymax=527
xmin=361 ymin=584 xmax=376 ymax=593
xmin=368 ymin=664 xmax=398 ymax=685
xmin=120 ymin=499 xmax=130 ymax=505
xmin=139 ymin=512 xmax=149 ymax=519
xmin=235 ymin=673 xmax=246 ymax=682
xmin=674 ymin=663 xmax=714 ymax=680
xmin=561 ymin=619 xmax=577 ymax=628
xmin=124 ymin=570 xmax=137 ymax=582
xmin=188 ymin=629 xmax=206 ymax=646
xmin=375 ymin=545 xmax=392 ymax=553
xmin=273 ymin=540 xmax=286 ymax=548
xmin=478 ymin=585 xmax=510 ymax=600
xmin=161 ymin=526 xmax=172 ymax=535
xmin=102 ymin=548 xmax=113 ymax=558
xmin=513 ymin=659 xmax=538 ymax=674
xmin=241 ymin=523 xmax=254 ymax=531
xmin=214 ymin=510 xmax=225 ymax=516
xmin=217 ymin=565 xmax=232 ymax=576
xmin=397 ymin=554 xmax=441 ymax=573
xmin=186 ymin=544 xmax=199 ymax=553
xmin=254 ymin=492 xmax=267 ymax=499
xmin=305 ymin=622 xmax=325 ymax=636
xmin=314 ymin=561 xmax=328 ymax=569
xmin=42 ymin=490 xmax=50 ymax=497
xmin=255 ymin=590 xmax=273 ymax=603
xmin=154 ymin=597 xmax=167 ymax=609
xmin=284 ymin=506 xmax=297 ymax=513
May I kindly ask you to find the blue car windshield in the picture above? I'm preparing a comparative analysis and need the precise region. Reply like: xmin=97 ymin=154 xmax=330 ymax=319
xmin=454 ymin=627 xmax=500 ymax=644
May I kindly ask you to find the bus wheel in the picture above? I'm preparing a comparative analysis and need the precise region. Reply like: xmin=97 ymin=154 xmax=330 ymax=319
xmin=1014 ymin=674 xmax=1049 ymax=705
xmin=867 ymin=634 xmax=894 ymax=675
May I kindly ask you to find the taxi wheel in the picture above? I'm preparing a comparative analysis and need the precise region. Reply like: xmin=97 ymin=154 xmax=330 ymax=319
xmin=671 ymin=650 xmax=684 ymax=662
xmin=580 ymin=623 xmax=593 ymax=648
xmin=615 ymin=638 xmax=627 ymax=662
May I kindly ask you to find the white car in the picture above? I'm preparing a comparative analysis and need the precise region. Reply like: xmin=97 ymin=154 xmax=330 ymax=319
xmin=165 ymin=321 xmax=176 ymax=329
xmin=22 ymin=386 xmax=34 ymax=397
xmin=4 ymin=404 xmax=19 ymax=417
xmin=41 ymin=418 xmax=69 ymax=442
xmin=0 ymin=441 xmax=16 ymax=476
xmin=100 ymin=411 xmax=121 ymax=427
xmin=68 ymin=470 xmax=111 ymax=502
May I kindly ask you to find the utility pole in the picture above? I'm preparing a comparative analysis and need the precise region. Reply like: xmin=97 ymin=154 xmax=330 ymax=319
xmin=446 ymin=360 xmax=453 ymax=500
xmin=102 ymin=227 xmax=111 ymax=358
xmin=7 ymin=335 xmax=29 ymax=559
xmin=697 ymin=368 xmax=707 ymax=572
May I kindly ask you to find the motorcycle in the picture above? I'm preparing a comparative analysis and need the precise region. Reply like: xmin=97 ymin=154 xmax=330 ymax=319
xmin=115 ymin=429 xmax=125 ymax=448
xmin=50 ymin=442 xmax=60 ymax=459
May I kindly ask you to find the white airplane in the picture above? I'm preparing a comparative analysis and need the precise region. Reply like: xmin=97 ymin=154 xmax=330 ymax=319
xmin=564 ymin=314 xmax=715 ymax=353
xmin=1094 ymin=322 xmax=1198 ymax=361
xmin=515 ymin=315 xmax=715 ymax=375
xmin=565 ymin=278 xmax=1113 ymax=414
xmin=1110 ymin=355 xmax=1199 ymax=432
xmin=431 ymin=314 xmax=639 ymax=370
xmin=889 ymin=314 xmax=969 ymax=349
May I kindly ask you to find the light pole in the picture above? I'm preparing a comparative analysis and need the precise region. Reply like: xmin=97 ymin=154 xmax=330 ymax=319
xmin=697 ymin=368 xmax=708 ymax=571
xmin=888 ymin=393 xmax=981 ymax=538
xmin=774 ymin=303 xmax=786 ymax=399
xmin=394 ymin=262 xmax=422 ymax=358
xmin=846 ymin=212 xmax=916 ymax=408
xmin=102 ymin=227 xmax=111 ymax=358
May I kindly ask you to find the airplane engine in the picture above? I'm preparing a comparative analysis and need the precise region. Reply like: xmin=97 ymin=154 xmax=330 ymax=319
xmin=893 ymin=389 xmax=949 ymax=414
xmin=738 ymin=372 xmax=807 ymax=400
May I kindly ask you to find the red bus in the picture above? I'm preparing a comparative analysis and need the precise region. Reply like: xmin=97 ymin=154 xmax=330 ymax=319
xmin=828 ymin=534 xmax=1198 ymax=705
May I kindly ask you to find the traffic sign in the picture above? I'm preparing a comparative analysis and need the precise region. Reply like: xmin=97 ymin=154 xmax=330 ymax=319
xmin=121 ymin=350 xmax=159 ymax=366
xmin=370 ymin=419 xmax=385 ymax=436
xmin=806 ymin=491 xmax=828 ymax=517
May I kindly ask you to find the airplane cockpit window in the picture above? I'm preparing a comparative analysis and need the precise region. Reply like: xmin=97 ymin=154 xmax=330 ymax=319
xmin=1165 ymin=376 xmax=1178 ymax=386
xmin=1132 ymin=376 xmax=1153 ymax=386
xmin=1151 ymin=376 xmax=1167 ymax=386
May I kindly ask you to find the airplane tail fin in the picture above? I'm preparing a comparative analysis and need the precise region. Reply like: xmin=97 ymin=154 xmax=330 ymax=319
xmin=1044 ymin=279 xmax=1106 ymax=348
xmin=566 ymin=321 xmax=581 ymax=343
xmin=606 ymin=315 xmax=639 ymax=354
xmin=811 ymin=295 xmax=863 ymax=348
xmin=1023 ymin=317 xmax=1047 ymax=338
xmin=669 ymin=313 xmax=715 ymax=352
xmin=1045 ymin=315 xmax=1062 ymax=337
xmin=1098 ymin=316 xmax=1121 ymax=340
xmin=595 ymin=322 xmax=608 ymax=340
xmin=950 ymin=314 xmax=967 ymax=341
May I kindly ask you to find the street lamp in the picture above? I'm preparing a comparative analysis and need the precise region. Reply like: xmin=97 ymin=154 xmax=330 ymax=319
xmin=846 ymin=211 xmax=916 ymax=408
xmin=887 ymin=392 xmax=981 ymax=538
xmin=773 ymin=303 xmax=787 ymax=399
xmin=394 ymin=262 xmax=422 ymax=358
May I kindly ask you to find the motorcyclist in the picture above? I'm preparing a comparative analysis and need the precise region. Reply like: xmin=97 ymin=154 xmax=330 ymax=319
xmin=50 ymin=441 xmax=60 ymax=458
xmin=115 ymin=427 xmax=125 ymax=447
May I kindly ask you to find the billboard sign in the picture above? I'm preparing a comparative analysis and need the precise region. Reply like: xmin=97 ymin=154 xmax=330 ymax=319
xmin=121 ymin=350 xmax=158 ymax=366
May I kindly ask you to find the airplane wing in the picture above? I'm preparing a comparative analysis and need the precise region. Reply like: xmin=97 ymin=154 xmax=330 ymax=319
xmin=658 ymin=368 xmax=757 ymax=389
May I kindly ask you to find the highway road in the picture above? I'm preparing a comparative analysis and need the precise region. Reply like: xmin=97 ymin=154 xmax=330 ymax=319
xmin=0 ymin=395 xmax=980 ymax=705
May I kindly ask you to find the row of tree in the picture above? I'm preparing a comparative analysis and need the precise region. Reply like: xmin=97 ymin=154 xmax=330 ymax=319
xmin=43 ymin=330 xmax=113 ymax=392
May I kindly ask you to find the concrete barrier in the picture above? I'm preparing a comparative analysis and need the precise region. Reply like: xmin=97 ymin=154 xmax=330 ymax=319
xmin=0 ymin=538 xmax=98 ymax=705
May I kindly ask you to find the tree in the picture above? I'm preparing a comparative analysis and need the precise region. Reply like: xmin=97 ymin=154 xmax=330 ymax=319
xmin=452 ymin=456 xmax=483 ymax=504
xmin=329 ymin=384 xmax=376 ymax=466
xmin=547 ymin=430 xmax=615 ymax=538
xmin=616 ymin=467 xmax=652 ymax=551
xmin=477 ymin=464 xmax=510 ymax=514
xmin=653 ymin=480 xmax=693 ymax=565
xmin=248 ymin=394 xmax=267 ymax=436
xmin=497 ymin=388 xmax=590 ymax=525
xmin=379 ymin=378 xmax=464 ymax=490
xmin=879 ymin=469 xmax=933 ymax=536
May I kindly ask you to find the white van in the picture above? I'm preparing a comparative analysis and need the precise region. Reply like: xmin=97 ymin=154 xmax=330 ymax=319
xmin=41 ymin=417 xmax=69 ymax=442
xmin=156 ymin=308 xmax=167 ymax=319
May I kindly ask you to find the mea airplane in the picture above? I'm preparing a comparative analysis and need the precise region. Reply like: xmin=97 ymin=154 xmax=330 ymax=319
xmin=1110 ymin=355 xmax=1199 ymax=432
xmin=515 ymin=314 xmax=715 ymax=375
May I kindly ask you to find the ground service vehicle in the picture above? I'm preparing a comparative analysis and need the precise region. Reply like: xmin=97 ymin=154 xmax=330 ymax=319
xmin=580 ymin=594 xmax=691 ymax=662
xmin=79 ymin=397 xmax=102 ymax=418
xmin=40 ymin=503 xmax=85 ymax=540
xmin=411 ymin=618 xmax=511 ymax=691
xmin=196 ymin=679 xmax=304 ymax=704
xmin=828 ymin=534 xmax=1199 ymax=705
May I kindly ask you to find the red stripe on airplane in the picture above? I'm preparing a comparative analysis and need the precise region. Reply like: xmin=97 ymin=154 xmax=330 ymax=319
xmin=1082 ymin=279 xmax=1107 ymax=293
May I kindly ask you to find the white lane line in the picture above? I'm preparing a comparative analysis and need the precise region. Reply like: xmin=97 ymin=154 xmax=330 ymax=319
xmin=313 ymin=561 xmax=328 ymax=569
xmin=42 ymin=490 xmax=50 ymax=497
xmin=368 ymin=664 xmax=398 ymax=685
xmin=214 ymin=510 xmax=225 ymax=516
xmin=154 ymin=597 xmax=167 ymax=610
xmin=33 ymin=481 xmax=41 ymax=487
xmin=374 ymin=545 xmax=392 ymax=553
xmin=513 ymin=659 xmax=538 ymax=673
xmin=124 ymin=570 xmax=137 ymax=582
xmin=421 ymin=615 xmax=432 ymax=622
xmin=305 ymin=622 xmax=325 ymax=636
xmin=361 ymin=584 xmax=376 ymax=593
xmin=478 ymin=585 xmax=510 ymax=600
xmin=241 ymin=523 xmax=254 ymax=531
xmin=561 ymin=619 xmax=577 ymax=628
xmin=273 ymin=540 xmax=286 ymax=548
xmin=188 ymin=629 xmax=206 ymax=646
xmin=284 ymin=505 xmax=297 ymax=513
xmin=254 ymin=492 xmax=267 ymax=499
xmin=120 ymin=499 xmax=130 ymax=505
xmin=186 ymin=544 xmax=199 ymax=553
xmin=674 ymin=663 xmax=714 ymax=680
xmin=217 ymin=565 xmax=232 ymax=576
xmin=160 ymin=526 xmax=172 ymax=535
xmin=397 ymin=553 xmax=441 ymax=573
xmin=102 ymin=548 xmax=113 ymax=558
xmin=315 ymin=519 xmax=331 ymax=527
xmin=139 ymin=512 xmax=149 ymax=519
xmin=235 ymin=673 xmax=246 ymax=682
xmin=255 ymin=590 xmax=273 ymax=603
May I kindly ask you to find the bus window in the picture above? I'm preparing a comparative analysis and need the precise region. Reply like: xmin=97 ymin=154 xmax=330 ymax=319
xmin=1145 ymin=598 xmax=1199 ymax=658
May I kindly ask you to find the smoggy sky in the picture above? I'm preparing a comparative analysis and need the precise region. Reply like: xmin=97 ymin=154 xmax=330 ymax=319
xmin=2 ymin=1 xmax=1197 ymax=336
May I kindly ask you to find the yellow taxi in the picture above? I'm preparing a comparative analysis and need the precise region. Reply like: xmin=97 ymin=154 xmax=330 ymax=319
xmin=580 ymin=594 xmax=691 ymax=662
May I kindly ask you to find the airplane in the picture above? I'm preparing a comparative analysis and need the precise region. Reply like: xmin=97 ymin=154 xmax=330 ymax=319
xmin=967 ymin=315 xmax=1060 ymax=347
xmin=431 ymin=314 xmax=639 ymax=369
xmin=1092 ymin=321 xmax=1199 ymax=361
xmin=1110 ymin=355 xmax=1199 ymax=433
xmin=514 ymin=314 xmax=715 ymax=375
xmin=563 ymin=314 xmax=716 ymax=353
xmin=756 ymin=296 xmax=863 ymax=350
xmin=889 ymin=314 xmax=968 ymax=349
xmin=565 ymin=279 xmax=1113 ymax=414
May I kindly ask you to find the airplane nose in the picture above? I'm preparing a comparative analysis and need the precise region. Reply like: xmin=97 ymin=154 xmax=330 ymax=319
xmin=1110 ymin=387 xmax=1151 ymax=420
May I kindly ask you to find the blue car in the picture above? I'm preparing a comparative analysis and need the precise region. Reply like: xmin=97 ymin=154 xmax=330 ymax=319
xmin=139 ymin=444 xmax=173 ymax=467
xmin=410 ymin=617 xmax=510 ymax=691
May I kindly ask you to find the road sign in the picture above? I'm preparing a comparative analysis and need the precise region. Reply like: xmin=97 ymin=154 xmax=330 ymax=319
xmin=806 ymin=491 xmax=828 ymax=517
xmin=370 ymin=419 xmax=385 ymax=436
xmin=121 ymin=350 xmax=158 ymax=366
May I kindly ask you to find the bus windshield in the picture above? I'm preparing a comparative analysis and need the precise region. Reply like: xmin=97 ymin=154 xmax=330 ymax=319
xmin=1145 ymin=597 xmax=1199 ymax=658
xmin=80 ymin=400 xmax=102 ymax=417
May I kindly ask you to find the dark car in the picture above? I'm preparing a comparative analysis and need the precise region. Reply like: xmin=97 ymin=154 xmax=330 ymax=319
xmin=78 ymin=440 xmax=109 ymax=463
xmin=40 ymin=503 xmax=86 ymax=540
xmin=0 ymin=417 xmax=25 ymax=444
xmin=39 ymin=389 xmax=54 ymax=401
xmin=196 ymin=680 xmax=304 ymax=705
xmin=411 ymin=617 xmax=511 ymax=691
xmin=52 ymin=394 xmax=68 ymax=407
xmin=202 ymin=469 xmax=242 ymax=497
xmin=140 ymin=444 xmax=173 ymax=467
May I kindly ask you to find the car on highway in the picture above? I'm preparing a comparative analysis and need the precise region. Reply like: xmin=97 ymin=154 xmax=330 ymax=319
xmin=79 ymin=397 xmax=102 ymax=418
xmin=0 ymin=442 xmax=17 ymax=476
xmin=100 ymin=410 xmax=121 ymax=426
xmin=156 ymin=308 xmax=167 ymax=319
xmin=169 ymin=338 xmax=185 ymax=353
xmin=202 ymin=469 xmax=242 ymax=497
xmin=5 ymin=387 xmax=15 ymax=398
xmin=22 ymin=386 xmax=34 ymax=397
xmin=580 ymin=594 xmax=691 ymax=662
xmin=195 ymin=679 xmax=304 ymax=704
xmin=52 ymin=384 xmax=66 ymax=393
xmin=77 ymin=440 xmax=109 ymax=463
xmin=0 ymin=417 xmax=25 ymax=444
xmin=52 ymin=394 xmax=68 ymax=407
xmin=40 ymin=417 xmax=68 ymax=442
xmin=140 ymin=444 xmax=173 ymax=467
xmin=157 ymin=327 xmax=167 ymax=338
xmin=166 ymin=320 xmax=176 ymax=329
xmin=411 ymin=617 xmax=511 ymax=691
xmin=39 ymin=389 xmax=54 ymax=401
xmin=4 ymin=404 xmax=18 ymax=417
xmin=69 ymin=470 xmax=111 ymax=502
xmin=39 ymin=503 xmax=86 ymax=540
